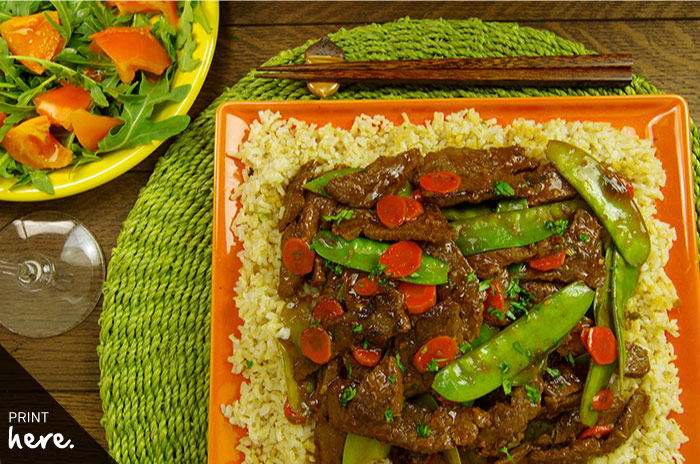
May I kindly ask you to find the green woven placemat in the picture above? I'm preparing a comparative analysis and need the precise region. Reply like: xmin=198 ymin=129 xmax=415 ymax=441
xmin=98 ymin=17 xmax=700 ymax=463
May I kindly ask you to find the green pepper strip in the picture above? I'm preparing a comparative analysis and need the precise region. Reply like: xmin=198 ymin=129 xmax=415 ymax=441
xmin=302 ymin=167 xmax=362 ymax=196
xmin=433 ymin=281 xmax=594 ymax=402
xmin=612 ymin=248 xmax=641 ymax=383
xmin=342 ymin=433 xmax=391 ymax=464
xmin=545 ymin=140 xmax=650 ymax=266
xmin=397 ymin=180 xmax=413 ymax=198
xmin=311 ymin=231 xmax=449 ymax=285
xmin=580 ymin=246 xmax=615 ymax=427
xmin=450 ymin=199 xmax=586 ymax=256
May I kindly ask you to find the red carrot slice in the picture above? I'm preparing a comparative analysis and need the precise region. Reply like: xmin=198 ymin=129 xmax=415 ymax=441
xmin=403 ymin=197 xmax=424 ymax=221
xmin=352 ymin=345 xmax=382 ymax=367
xmin=377 ymin=194 xmax=407 ymax=228
xmin=353 ymin=277 xmax=381 ymax=297
xmin=378 ymin=240 xmax=422 ymax=278
xmin=312 ymin=298 xmax=345 ymax=324
xmin=283 ymin=398 xmax=306 ymax=424
xmin=413 ymin=335 xmax=458 ymax=373
xmin=578 ymin=424 xmax=612 ymax=440
xmin=419 ymin=171 xmax=461 ymax=194
xmin=591 ymin=388 xmax=614 ymax=411
xmin=398 ymin=281 xmax=436 ymax=314
xmin=411 ymin=188 xmax=424 ymax=203
xmin=282 ymin=237 xmax=315 ymax=275
xmin=300 ymin=326 xmax=332 ymax=364
xmin=580 ymin=326 xmax=618 ymax=365
xmin=528 ymin=250 xmax=567 ymax=271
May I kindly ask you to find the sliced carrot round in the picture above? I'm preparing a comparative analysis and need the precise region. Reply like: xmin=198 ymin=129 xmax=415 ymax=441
xmin=591 ymin=388 xmax=614 ymax=411
xmin=411 ymin=188 xmax=424 ymax=203
xmin=282 ymin=237 xmax=315 ymax=275
xmin=376 ymin=194 xmax=406 ymax=228
xmin=578 ymin=424 xmax=612 ymax=440
xmin=413 ymin=335 xmax=458 ymax=373
xmin=312 ymin=298 xmax=344 ymax=324
xmin=485 ymin=281 xmax=505 ymax=310
xmin=528 ymin=250 xmax=567 ymax=271
xmin=352 ymin=345 xmax=382 ymax=367
xmin=403 ymin=197 xmax=424 ymax=221
xmin=300 ymin=326 xmax=332 ymax=364
xmin=378 ymin=240 xmax=422 ymax=278
xmin=580 ymin=326 xmax=618 ymax=365
xmin=419 ymin=171 xmax=461 ymax=194
xmin=353 ymin=277 xmax=381 ymax=297
xmin=398 ymin=281 xmax=436 ymax=314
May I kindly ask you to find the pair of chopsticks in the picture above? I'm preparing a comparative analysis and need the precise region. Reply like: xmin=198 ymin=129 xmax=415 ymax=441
xmin=256 ymin=54 xmax=633 ymax=87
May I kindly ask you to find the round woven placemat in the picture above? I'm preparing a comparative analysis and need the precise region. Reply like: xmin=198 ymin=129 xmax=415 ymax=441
xmin=98 ymin=17 xmax=700 ymax=463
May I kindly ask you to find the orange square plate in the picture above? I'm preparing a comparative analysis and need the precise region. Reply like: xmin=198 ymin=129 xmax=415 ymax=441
xmin=210 ymin=96 xmax=699 ymax=464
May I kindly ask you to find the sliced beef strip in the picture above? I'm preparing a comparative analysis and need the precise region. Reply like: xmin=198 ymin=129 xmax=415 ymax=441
xmin=522 ymin=209 xmax=606 ymax=288
xmin=533 ymin=410 xmax=585 ymax=448
xmin=414 ymin=147 xmax=574 ymax=207
xmin=353 ymin=356 xmax=405 ymax=424
xmin=625 ymin=343 xmax=650 ymax=378
xmin=332 ymin=204 xmax=457 ymax=244
xmin=328 ymin=376 xmax=489 ymax=454
xmin=492 ymin=443 xmax=532 ymax=464
xmin=325 ymin=149 xmax=422 ymax=208
xmin=307 ymin=192 xmax=338 ymax=225
xmin=541 ymin=364 xmax=585 ymax=418
xmin=309 ymin=255 xmax=327 ymax=288
xmin=524 ymin=389 xmax=649 ymax=464
xmin=473 ymin=383 xmax=544 ymax=457
xmin=278 ymin=223 xmax=305 ymax=299
xmin=298 ymin=201 xmax=321 ymax=241
xmin=395 ymin=332 xmax=434 ymax=397
xmin=423 ymin=241 xmax=484 ymax=343
xmin=467 ymin=246 xmax=537 ymax=280
xmin=314 ymin=416 xmax=346 ymax=464
xmin=389 ymin=448 xmax=449 ymax=464
xmin=520 ymin=281 xmax=562 ymax=305
xmin=279 ymin=160 xmax=317 ymax=231
xmin=279 ymin=338 xmax=322 ymax=383
xmin=555 ymin=317 xmax=593 ymax=360
xmin=411 ymin=299 xmax=465 ymax=347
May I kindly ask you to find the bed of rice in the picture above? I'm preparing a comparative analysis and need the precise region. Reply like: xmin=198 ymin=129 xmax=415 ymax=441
xmin=221 ymin=108 xmax=686 ymax=463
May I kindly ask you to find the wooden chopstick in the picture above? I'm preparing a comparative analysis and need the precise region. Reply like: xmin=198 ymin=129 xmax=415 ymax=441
xmin=255 ymin=54 xmax=633 ymax=87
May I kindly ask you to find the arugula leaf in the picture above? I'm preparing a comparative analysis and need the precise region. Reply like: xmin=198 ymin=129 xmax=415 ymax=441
xmin=97 ymin=76 xmax=191 ymax=153
xmin=192 ymin=1 xmax=213 ymax=34
xmin=29 ymin=168 xmax=54 ymax=194
xmin=178 ymin=40 xmax=200 ymax=72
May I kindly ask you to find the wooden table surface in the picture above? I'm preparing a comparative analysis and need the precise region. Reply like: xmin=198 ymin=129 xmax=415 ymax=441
xmin=1 ymin=1 xmax=699 ymax=451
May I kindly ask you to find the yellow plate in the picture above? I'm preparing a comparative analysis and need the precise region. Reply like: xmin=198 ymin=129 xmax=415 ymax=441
xmin=0 ymin=1 xmax=219 ymax=202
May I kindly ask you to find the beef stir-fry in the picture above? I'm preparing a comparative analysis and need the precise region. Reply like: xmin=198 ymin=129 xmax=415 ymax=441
xmin=276 ymin=141 xmax=651 ymax=464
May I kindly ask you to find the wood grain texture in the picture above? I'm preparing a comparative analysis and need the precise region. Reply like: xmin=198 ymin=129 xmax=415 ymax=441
xmin=1 ymin=2 xmax=698 ymax=451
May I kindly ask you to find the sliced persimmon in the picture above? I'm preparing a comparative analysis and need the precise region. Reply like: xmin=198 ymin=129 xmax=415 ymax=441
xmin=70 ymin=110 xmax=123 ymax=151
xmin=2 ymin=116 xmax=73 ymax=169
xmin=0 ymin=11 xmax=66 ymax=74
xmin=34 ymin=83 xmax=93 ymax=131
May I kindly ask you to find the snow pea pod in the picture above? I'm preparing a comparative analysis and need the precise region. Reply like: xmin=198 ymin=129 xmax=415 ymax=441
xmin=451 ymin=199 xmax=585 ymax=256
xmin=432 ymin=281 xmax=594 ymax=402
xmin=580 ymin=246 xmax=615 ymax=427
xmin=612 ymin=247 xmax=640 ymax=382
xmin=442 ymin=205 xmax=492 ymax=221
xmin=303 ymin=167 xmax=362 ymax=196
xmin=311 ymin=231 xmax=449 ymax=285
xmin=545 ymin=140 xmax=650 ymax=266
xmin=342 ymin=433 xmax=391 ymax=464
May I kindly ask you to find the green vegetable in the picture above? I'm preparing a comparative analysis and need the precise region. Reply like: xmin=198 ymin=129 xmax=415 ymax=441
xmin=451 ymin=199 xmax=586 ymax=256
xmin=493 ymin=180 xmax=515 ymax=196
xmin=545 ymin=140 xmax=650 ymax=266
xmin=495 ymin=198 xmax=528 ymax=212
xmin=442 ymin=205 xmax=492 ymax=221
xmin=302 ymin=167 xmax=361 ymax=196
xmin=612 ymin=248 xmax=641 ymax=383
xmin=278 ymin=341 xmax=307 ymax=419
xmin=341 ymin=433 xmax=391 ymax=464
xmin=580 ymin=247 xmax=615 ymax=427
xmin=461 ymin=323 xmax=500 ymax=354
xmin=397 ymin=180 xmax=413 ymax=197
xmin=311 ymin=231 xmax=449 ymax=285
xmin=433 ymin=281 xmax=594 ymax=402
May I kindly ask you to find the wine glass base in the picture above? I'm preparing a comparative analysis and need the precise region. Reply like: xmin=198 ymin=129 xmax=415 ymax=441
xmin=0 ymin=211 xmax=105 ymax=338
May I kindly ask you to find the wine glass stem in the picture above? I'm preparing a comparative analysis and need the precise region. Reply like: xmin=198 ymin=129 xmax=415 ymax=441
xmin=0 ymin=255 xmax=54 ymax=291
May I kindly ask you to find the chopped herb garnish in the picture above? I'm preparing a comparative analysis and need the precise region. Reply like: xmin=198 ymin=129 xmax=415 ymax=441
xmin=499 ymin=361 xmax=511 ymax=374
xmin=578 ymin=232 xmax=591 ymax=243
xmin=546 ymin=367 xmax=561 ymax=378
xmin=310 ymin=318 xmax=321 ymax=329
xmin=340 ymin=386 xmax=356 ymax=406
xmin=478 ymin=278 xmax=494 ymax=293
xmin=369 ymin=262 xmax=388 ymax=280
xmin=502 ymin=378 xmax=512 ymax=395
xmin=395 ymin=352 xmax=406 ymax=373
xmin=389 ymin=374 xmax=397 ymax=384
xmin=525 ymin=385 xmax=541 ymax=403
xmin=505 ymin=309 xmax=517 ymax=321
xmin=512 ymin=341 xmax=524 ymax=355
xmin=384 ymin=409 xmax=394 ymax=423
xmin=493 ymin=180 xmax=515 ymax=197
xmin=344 ymin=358 xmax=353 ymax=376
xmin=421 ymin=345 xmax=428 ymax=354
xmin=323 ymin=209 xmax=355 ymax=225
xmin=323 ymin=259 xmax=344 ymax=275
xmin=416 ymin=422 xmax=431 ymax=438
xmin=499 ymin=446 xmax=514 ymax=462
xmin=425 ymin=358 xmax=440 ymax=372
xmin=566 ymin=353 xmax=576 ymax=366
xmin=487 ymin=307 xmax=504 ymax=320
xmin=245 ymin=360 xmax=253 ymax=369
xmin=467 ymin=273 xmax=478 ymax=284
xmin=545 ymin=219 xmax=569 ymax=236
xmin=352 ymin=324 xmax=363 ymax=333
xmin=247 ymin=210 xmax=270 ymax=224
xmin=459 ymin=342 xmax=471 ymax=354
xmin=360 ymin=340 xmax=369 ymax=349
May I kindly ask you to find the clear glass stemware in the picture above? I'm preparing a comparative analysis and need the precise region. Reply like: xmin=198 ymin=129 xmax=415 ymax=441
xmin=0 ymin=211 xmax=104 ymax=338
